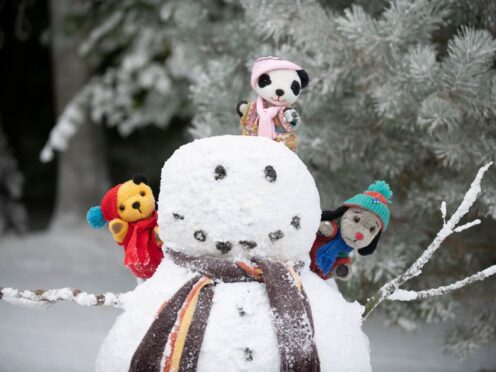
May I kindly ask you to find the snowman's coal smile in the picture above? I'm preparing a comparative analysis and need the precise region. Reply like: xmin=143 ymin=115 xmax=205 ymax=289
xmin=239 ymin=240 xmax=257 ymax=249
xmin=215 ymin=241 xmax=232 ymax=254
xmin=268 ymin=230 xmax=285 ymax=242
xmin=184 ymin=212 xmax=304 ymax=253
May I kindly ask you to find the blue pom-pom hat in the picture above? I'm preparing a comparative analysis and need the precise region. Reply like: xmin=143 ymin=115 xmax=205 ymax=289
xmin=343 ymin=180 xmax=393 ymax=231
xmin=86 ymin=206 xmax=107 ymax=229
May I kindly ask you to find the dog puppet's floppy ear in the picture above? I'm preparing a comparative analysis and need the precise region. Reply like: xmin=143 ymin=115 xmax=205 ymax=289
xmin=132 ymin=173 xmax=149 ymax=185
xmin=321 ymin=206 xmax=348 ymax=222
xmin=358 ymin=231 xmax=381 ymax=256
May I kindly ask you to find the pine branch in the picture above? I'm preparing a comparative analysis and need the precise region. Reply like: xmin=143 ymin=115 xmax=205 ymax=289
xmin=40 ymin=83 xmax=94 ymax=163
xmin=0 ymin=287 xmax=123 ymax=309
xmin=387 ymin=264 xmax=496 ymax=301
xmin=362 ymin=162 xmax=492 ymax=319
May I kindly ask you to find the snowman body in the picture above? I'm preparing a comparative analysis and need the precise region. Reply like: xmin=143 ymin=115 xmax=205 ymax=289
xmin=96 ymin=136 xmax=371 ymax=372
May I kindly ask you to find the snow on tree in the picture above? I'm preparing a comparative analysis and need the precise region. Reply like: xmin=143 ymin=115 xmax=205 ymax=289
xmin=0 ymin=287 xmax=123 ymax=309
xmin=187 ymin=0 xmax=496 ymax=356
xmin=0 ymin=125 xmax=26 ymax=234
xmin=35 ymin=0 xmax=496 ymax=357
xmin=40 ymin=0 xmax=201 ymax=162
xmin=363 ymin=163 xmax=495 ymax=317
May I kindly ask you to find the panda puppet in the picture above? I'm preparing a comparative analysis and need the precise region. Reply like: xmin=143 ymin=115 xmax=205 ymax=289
xmin=237 ymin=57 xmax=309 ymax=152
xmin=310 ymin=181 xmax=392 ymax=281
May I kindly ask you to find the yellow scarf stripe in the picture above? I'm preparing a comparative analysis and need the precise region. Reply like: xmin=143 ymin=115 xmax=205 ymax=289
xmin=164 ymin=276 xmax=213 ymax=372
xmin=286 ymin=265 xmax=302 ymax=291
xmin=236 ymin=261 xmax=263 ymax=280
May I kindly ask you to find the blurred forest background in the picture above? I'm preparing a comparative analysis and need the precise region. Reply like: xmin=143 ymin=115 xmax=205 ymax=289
xmin=0 ymin=0 xmax=495 ymax=370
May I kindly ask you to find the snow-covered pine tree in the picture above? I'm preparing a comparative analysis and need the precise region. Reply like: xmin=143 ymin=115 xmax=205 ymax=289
xmin=0 ymin=124 xmax=26 ymax=234
xmin=40 ymin=0 xmax=206 ymax=160
xmin=39 ymin=0 xmax=496 ymax=357
xmin=188 ymin=0 xmax=496 ymax=357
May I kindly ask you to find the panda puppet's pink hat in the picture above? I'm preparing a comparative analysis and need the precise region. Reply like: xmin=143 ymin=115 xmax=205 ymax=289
xmin=237 ymin=57 xmax=309 ymax=151
xmin=250 ymin=57 xmax=304 ymax=91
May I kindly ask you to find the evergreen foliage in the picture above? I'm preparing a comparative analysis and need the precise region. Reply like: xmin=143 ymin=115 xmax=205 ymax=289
xmin=44 ymin=0 xmax=496 ymax=357
xmin=188 ymin=0 xmax=496 ymax=356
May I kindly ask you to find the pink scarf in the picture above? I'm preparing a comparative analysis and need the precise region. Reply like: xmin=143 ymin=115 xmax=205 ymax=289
xmin=256 ymin=97 xmax=281 ymax=139
xmin=250 ymin=57 xmax=303 ymax=139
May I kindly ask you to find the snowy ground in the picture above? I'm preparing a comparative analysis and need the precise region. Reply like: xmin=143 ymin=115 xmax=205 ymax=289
xmin=0 ymin=227 xmax=494 ymax=371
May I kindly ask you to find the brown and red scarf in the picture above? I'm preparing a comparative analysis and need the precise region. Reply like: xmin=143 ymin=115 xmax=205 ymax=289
xmin=129 ymin=250 xmax=320 ymax=372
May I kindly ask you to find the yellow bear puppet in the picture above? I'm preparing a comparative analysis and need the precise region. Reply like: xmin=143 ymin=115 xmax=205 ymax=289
xmin=87 ymin=174 xmax=163 ymax=279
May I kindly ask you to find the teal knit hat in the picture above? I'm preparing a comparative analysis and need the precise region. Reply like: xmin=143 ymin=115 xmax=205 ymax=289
xmin=343 ymin=180 xmax=393 ymax=231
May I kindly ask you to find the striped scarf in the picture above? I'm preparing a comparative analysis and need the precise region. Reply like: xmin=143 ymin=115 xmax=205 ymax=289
xmin=129 ymin=250 xmax=320 ymax=372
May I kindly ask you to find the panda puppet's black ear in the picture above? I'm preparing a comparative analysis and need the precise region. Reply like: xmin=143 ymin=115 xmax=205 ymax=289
xmin=358 ymin=231 xmax=381 ymax=256
xmin=297 ymin=70 xmax=309 ymax=89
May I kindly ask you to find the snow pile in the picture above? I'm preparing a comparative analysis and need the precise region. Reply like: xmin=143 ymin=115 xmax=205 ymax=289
xmin=97 ymin=260 xmax=371 ymax=372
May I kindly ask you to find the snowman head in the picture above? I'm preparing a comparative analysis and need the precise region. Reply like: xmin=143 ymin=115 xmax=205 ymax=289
xmin=158 ymin=136 xmax=321 ymax=262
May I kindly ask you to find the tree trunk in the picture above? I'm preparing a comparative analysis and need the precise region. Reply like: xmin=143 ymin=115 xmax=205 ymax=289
xmin=49 ymin=0 xmax=109 ymax=229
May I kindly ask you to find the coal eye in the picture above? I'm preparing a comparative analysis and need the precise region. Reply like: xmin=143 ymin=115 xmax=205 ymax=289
xmin=370 ymin=226 xmax=376 ymax=233
xmin=258 ymin=73 xmax=272 ymax=88
xmin=119 ymin=205 xmax=125 ymax=211
xmin=173 ymin=213 xmax=184 ymax=220
xmin=353 ymin=216 xmax=360 ymax=223
xmin=291 ymin=80 xmax=301 ymax=96
xmin=214 ymin=165 xmax=226 ymax=180
xmin=140 ymin=191 xmax=145 ymax=196
xmin=194 ymin=230 xmax=207 ymax=242
xmin=269 ymin=230 xmax=284 ymax=242
xmin=291 ymin=216 xmax=301 ymax=230
xmin=264 ymin=165 xmax=277 ymax=182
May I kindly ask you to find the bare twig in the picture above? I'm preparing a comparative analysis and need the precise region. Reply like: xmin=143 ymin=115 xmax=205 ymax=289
xmin=362 ymin=162 xmax=492 ymax=319
xmin=387 ymin=264 xmax=496 ymax=301
xmin=0 ymin=287 xmax=123 ymax=309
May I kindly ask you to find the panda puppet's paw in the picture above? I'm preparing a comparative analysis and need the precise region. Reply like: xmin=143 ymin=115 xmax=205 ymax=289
xmin=236 ymin=101 xmax=248 ymax=118
xmin=284 ymin=108 xmax=300 ymax=128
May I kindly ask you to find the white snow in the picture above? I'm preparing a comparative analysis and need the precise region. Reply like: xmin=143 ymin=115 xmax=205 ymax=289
xmin=0 ymin=287 xmax=123 ymax=308
xmin=0 ymin=227 xmax=494 ymax=371
xmin=388 ymin=265 xmax=496 ymax=301
xmin=158 ymin=135 xmax=321 ymax=262
xmin=0 ymin=226 xmax=135 ymax=372
xmin=453 ymin=219 xmax=481 ymax=233
xmin=387 ymin=289 xmax=418 ymax=301
xmin=2 ymin=140 xmax=494 ymax=372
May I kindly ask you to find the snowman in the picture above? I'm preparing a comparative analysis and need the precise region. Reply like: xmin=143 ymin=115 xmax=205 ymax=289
xmin=96 ymin=135 xmax=371 ymax=372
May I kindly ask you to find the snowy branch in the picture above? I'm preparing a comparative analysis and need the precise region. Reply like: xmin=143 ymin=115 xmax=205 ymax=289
xmin=387 ymin=264 xmax=496 ymax=301
xmin=0 ymin=287 xmax=123 ymax=309
xmin=362 ymin=162 xmax=493 ymax=319
xmin=40 ymin=83 xmax=93 ymax=163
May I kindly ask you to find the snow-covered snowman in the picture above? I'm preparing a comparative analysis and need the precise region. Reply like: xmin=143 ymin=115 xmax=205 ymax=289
xmin=96 ymin=135 xmax=371 ymax=372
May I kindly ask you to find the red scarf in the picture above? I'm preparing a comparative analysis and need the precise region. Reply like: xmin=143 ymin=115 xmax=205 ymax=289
xmin=121 ymin=211 xmax=163 ymax=279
